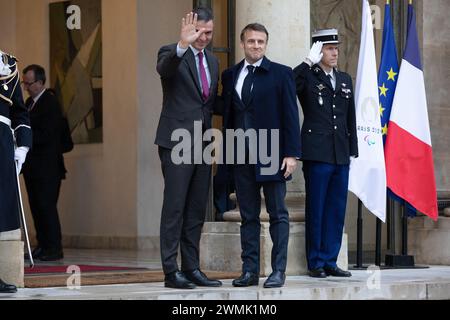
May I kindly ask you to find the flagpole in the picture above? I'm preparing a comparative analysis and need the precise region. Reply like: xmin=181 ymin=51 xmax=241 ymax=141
xmin=401 ymin=204 xmax=408 ymax=255
xmin=400 ymin=0 xmax=412 ymax=265
xmin=356 ymin=200 xmax=364 ymax=268
xmin=375 ymin=217 xmax=382 ymax=266
xmin=375 ymin=0 xmax=392 ymax=269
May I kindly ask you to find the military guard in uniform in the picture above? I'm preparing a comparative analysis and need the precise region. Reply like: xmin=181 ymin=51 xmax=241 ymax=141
xmin=0 ymin=50 xmax=32 ymax=293
xmin=294 ymin=29 xmax=358 ymax=278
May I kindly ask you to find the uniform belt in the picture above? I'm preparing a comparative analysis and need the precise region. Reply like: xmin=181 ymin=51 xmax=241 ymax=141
xmin=0 ymin=115 xmax=12 ymax=127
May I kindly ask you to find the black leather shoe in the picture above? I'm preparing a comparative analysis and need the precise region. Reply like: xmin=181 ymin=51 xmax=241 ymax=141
xmin=38 ymin=248 xmax=64 ymax=262
xmin=165 ymin=271 xmax=196 ymax=289
xmin=264 ymin=271 xmax=286 ymax=288
xmin=25 ymin=247 xmax=43 ymax=260
xmin=0 ymin=279 xmax=17 ymax=294
xmin=324 ymin=267 xmax=352 ymax=277
xmin=232 ymin=272 xmax=259 ymax=287
xmin=309 ymin=268 xmax=327 ymax=278
xmin=184 ymin=269 xmax=222 ymax=287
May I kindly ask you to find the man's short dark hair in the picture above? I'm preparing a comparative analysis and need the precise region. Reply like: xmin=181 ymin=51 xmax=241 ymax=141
xmin=23 ymin=64 xmax=46 ymax=85
xmin=193 ymin=7 xmax=214 ymax=22
xmin=240 ymin=23 xmax=269 ymax=42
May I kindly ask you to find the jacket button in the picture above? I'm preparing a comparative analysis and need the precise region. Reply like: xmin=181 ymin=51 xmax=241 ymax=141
xmin=334 ymin=115 xmax=337 ymax=119
xmin=334 ymin=126 xmax=338 ymax=130
xmin=333 ymin=105 xmax=336 ymax=108
xmin=308 ymin=129 xmax=312 ymax=133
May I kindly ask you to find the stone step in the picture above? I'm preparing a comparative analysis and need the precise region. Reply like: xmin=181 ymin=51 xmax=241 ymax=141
xmin=8 ymin=267 xmax=450 ymax=300
xmin=200 ymin=222 xmax=348 ymax=277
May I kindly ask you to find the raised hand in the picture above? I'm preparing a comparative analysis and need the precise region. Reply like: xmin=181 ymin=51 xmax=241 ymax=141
xmin=306 ymin=41 xmax=324 ymax=66
xmin=179 ymin=12 xmax=204 ymax=49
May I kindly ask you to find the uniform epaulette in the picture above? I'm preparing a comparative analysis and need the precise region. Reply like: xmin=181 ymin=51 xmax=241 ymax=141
xmin=1 ymin=51 xmax=18 ymax=62
xmin=9 ymin=53 xmax=18 ymax=62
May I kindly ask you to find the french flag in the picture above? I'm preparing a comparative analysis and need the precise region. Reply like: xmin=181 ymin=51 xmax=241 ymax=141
xmin=385 ymin=3 xmax=438 ymax=221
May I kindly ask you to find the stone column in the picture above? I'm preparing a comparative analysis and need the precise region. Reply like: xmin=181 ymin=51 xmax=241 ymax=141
xmin=0 ymin=231 xmax=24 ymax=288
xmin=0 ymin=0 xmax=24 ymax=288
xmin=235 ymin=0 xmax=310 ymax=197
xmin=201 ymin=1 xmax=349 ymax=276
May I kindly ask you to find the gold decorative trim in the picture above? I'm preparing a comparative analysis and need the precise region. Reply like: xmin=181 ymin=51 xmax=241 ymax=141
xmin=0 ymin=93 xmax=13 ymax=105
xmin=0 ymin=65 xmax=18 ymax=81
xmin=11 ymin=64 xmax=20 ymax=96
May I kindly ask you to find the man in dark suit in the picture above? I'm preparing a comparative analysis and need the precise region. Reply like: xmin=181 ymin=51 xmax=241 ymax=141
xmin=155 ymin=8 xmax=222 ymax=289
xmin=21 ymin=64 xmax=66 ymax=262
xmin=221 ymin=23 xmax=301 ymax=288
xmin=0 ymin=49 xmax=32 ymax=293
xmin=294 ymin=29 xmax=358 ymax=278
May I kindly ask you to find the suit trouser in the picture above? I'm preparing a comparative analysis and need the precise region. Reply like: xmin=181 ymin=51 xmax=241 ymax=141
xmin=234 ymin=164 xmax=289 ymax=274
xmin=302 ymin=161 xmax=349 ymax=270
xmin=24 ymin=176 xmax=62 ymax=250
xmin=159 ymin=147 xmax=211 ymax=275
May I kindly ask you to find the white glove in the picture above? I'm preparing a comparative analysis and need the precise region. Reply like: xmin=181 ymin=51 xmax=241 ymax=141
xmin=14 ymin=147 xmax=29 ymax=175
xmin=305 ymin=41 xmax=324 ymax=66
xmin=0 ymin=52 xmax=12 ymax=76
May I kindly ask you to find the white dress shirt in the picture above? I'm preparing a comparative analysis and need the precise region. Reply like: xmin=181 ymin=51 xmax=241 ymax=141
xmin=30 ymin=88 xmax=46 ymax=111
xmin=325 ymin=69 xmax=336 ymax=91
xmin=235 ymin=58 xmax=263 ymax=100
xmin=176 ymin=44 xmax=211 ymax=87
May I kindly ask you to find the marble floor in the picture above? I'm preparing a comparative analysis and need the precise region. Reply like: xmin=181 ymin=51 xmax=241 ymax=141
xmin=2 ymin=249 xmax=450 ymax=300
xmin=0 ymin=266 xmax=448 ymax=300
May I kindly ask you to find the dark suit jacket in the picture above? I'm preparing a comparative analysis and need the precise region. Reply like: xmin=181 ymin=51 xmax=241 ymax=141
xmin=221 ymin=57 xmax=301 ymax=182
xmin=22 ymin=89 xmax=66 ymax=180
xmin=294 ymin=62 xmax=358 ymax=165
xmin=154 ymin=44 xmax=219 ymax=150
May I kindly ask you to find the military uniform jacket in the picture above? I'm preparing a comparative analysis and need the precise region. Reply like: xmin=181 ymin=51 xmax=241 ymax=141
xmin=154 ymin=44 xmax=219 ymax=150
xmin=294 ymin=62 xmax=358 ymax=165
xmin=0 ymin=51 xmax=32 ymax=232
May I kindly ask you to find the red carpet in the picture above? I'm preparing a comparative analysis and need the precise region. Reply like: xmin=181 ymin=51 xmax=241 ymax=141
xmin=24 ymin=267 xmax=239 ymax=288
xmin=25 ymin=265 xmax=144 ymax=275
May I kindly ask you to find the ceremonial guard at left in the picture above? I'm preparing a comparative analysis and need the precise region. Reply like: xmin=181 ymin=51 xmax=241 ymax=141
xmin=0 ymin=50 xmax=32 ymax=293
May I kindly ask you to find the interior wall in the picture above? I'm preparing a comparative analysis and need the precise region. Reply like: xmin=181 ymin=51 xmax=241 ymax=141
xmin=421 ymin=0 xmax=450 ymax=196
xmin=2 ymin=0 xmax=140 ymax=248
xmin=0 ymin=0 xmax=16 ymax=53
xmin=136 ymin=0 xmax=192 ymax=250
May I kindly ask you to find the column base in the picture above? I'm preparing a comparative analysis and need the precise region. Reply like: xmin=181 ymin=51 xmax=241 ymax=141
xmin=0 ymin=241 xmax=24 ymax=288
xmin=409 ymin=217 xmax=450 ymax=265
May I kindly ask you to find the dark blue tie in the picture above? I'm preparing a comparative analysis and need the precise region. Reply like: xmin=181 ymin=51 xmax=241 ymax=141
xmin=327 ymin=74 xmax=335 ymax=90
xmin=241 ymin=65 xmax=255 ymax=106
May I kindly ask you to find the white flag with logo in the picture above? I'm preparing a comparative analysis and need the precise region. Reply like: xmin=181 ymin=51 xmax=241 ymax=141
xmin=349 ymin=0 xmax=387 ymax=222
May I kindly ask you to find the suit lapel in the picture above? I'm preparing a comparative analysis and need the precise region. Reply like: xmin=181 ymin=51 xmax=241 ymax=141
xmin=205 ymin=50 xmax=218 ymax=100
xmin=312 ymin=64 xmax=334 ymax=92
xmin=25 ymin=97 xmax=33 ymax=110
xmin=29 ymin=90 xmax=46 ymax=113
xmin=184 ymin=49 xmax=202 ymax=97
xmin=334 ymin=70 xmax=344 ymax=94
xmin=232 ymin=60 xmax=244 ymax=93
xmin=319 ymin=71 xmax=334 ymax=92
xmin=232 ymin=61 xmax=246 ymax=109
